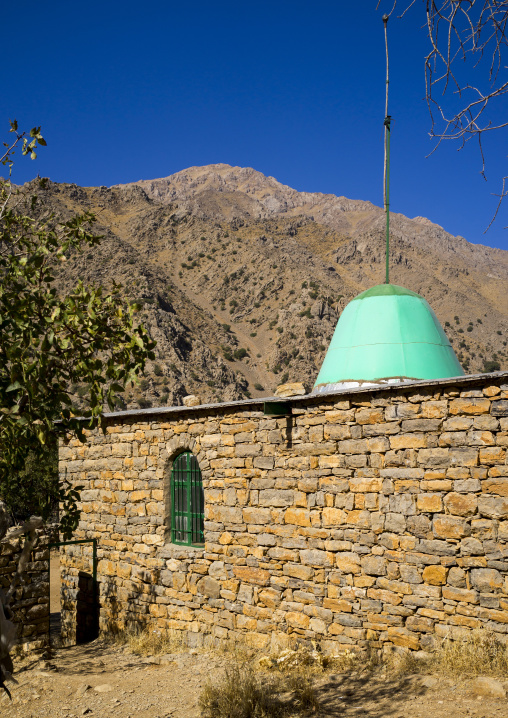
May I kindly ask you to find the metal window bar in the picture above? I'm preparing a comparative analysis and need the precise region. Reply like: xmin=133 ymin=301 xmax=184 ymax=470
xmin=171 ymin=452 xmax=204 ymax=546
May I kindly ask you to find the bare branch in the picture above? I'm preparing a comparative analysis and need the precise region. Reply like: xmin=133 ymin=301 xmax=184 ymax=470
xmin=484 ymin=174 xmax=508 ymax=230
xmin=379 ymin=0 xmax=508 ymax=226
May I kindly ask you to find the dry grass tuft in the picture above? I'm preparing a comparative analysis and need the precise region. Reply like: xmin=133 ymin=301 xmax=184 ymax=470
xmin=381 ymin=628 xmax=508 ymax=678
xmin=199 ymin=662 xmax=319 ymax=718
xmin=199 ymin=663 xmax=282 ymax=718
xmin=429 ymin=629 xmax=508 ymax=678
xmin=112 ymin=626 xmax=185 ymax=656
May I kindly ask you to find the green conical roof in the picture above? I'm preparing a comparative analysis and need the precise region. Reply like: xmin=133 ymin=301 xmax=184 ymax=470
xmin=314 ymin=284 xmax=464 ymax=391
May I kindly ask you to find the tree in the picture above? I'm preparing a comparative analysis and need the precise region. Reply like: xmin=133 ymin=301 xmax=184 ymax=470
xmin=0 ymin=121 xmax=156 ymax=696
xmin=379 ymin=1 xmax=508 ymax=225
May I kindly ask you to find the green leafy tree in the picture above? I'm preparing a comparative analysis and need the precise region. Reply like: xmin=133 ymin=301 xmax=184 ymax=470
xmin=0 ymin=121 xmax=155 ymax=696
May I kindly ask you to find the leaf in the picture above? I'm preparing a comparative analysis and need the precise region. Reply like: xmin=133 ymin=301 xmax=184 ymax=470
xmin=6 ymin=381 xmax=22 ymax=392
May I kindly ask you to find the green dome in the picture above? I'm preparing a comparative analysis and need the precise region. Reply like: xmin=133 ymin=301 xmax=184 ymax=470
xmin=313 ymin=284 xmax=464 ymax=392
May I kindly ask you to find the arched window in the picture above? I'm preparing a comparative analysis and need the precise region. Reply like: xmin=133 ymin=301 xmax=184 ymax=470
xmin=171 ymin=452 xmax=204 ymax=546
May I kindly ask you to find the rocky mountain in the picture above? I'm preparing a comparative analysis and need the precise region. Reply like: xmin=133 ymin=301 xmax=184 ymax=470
xmin=38 ymin=164 xmax=508 ymax=410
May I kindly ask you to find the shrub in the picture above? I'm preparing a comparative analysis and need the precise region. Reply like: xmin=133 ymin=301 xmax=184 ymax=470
xmin=483 ymin=359 xmax=501 ymax=372
xmin=254 ymin=383 xmax=264 ymax=391
xmin=233 ymin=348 xmax=248 ymax=360
xmin=153 ymin=363 xmax=163 ymax=376
xmin=138 ymin=397 xmax=152 ymax=409
xmin=140 ymin=378 xmax=150 ymax=391
xmin=222 ymin=323 xmax=231 ymax=332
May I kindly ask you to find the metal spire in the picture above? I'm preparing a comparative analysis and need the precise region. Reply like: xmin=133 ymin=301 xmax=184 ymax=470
xmin=383 ymin=14 xmax=391 ymax=284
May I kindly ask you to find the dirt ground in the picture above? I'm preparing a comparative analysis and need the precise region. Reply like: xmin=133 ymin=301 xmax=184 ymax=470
xmin=2 ymin=553 xmax=506 ymax=718
xmin=4 ymin=637 xmax=508 ymax=718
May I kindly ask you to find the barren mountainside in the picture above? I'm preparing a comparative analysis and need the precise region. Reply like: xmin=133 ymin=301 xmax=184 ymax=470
xmin=40 ymin=163 xmax=508 ymax=410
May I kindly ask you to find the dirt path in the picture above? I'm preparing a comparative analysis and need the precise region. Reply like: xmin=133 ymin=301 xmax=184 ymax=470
xmin=4 ymin=639 xmax=508 ymax=718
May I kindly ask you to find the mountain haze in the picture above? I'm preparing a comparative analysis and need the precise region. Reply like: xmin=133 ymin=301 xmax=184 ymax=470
xmin=40 ymin=164 xmax=507 ymax=410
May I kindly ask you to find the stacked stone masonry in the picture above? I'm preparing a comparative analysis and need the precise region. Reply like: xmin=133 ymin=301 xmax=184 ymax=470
xmin=59 ymin=373 xmax=508 ymax=654
xmin=1 ymin=531 xmax=49 ymax=651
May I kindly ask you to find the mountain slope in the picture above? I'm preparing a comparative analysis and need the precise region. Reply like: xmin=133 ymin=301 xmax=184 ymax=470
xmin=37 ymin=165 xmax=508 ymax=410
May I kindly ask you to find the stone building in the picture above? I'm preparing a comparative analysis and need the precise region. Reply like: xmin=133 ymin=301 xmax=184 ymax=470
xmin=59 ymin=284 xmax=508 ymax=653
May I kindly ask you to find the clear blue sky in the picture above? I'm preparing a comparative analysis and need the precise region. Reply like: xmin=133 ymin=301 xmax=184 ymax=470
xmin=4 ymin=1 xmax=508 ymax=251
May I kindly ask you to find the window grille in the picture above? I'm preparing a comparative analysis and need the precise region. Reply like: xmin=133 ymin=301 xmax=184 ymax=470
xmin=171 ymin=452 xmax=204 ymax=546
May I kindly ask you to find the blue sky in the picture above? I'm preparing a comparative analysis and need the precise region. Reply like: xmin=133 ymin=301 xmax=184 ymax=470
xmin=4 ymin=1 xmax=508 ymax=251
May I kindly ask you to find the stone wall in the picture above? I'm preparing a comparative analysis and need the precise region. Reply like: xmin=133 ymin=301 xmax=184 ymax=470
xmin=0 ymin=532 xmax=49 ymax=651
xmin=59 ymin=373 xmax=508 ymax=654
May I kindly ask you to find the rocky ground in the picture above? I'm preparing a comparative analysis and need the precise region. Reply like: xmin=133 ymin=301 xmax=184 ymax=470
xmin=4 ymin=638 xmax=508 ymax=718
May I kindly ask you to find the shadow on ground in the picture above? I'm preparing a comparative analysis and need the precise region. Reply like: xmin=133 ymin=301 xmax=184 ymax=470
xmin=314 ymin=671 xmax=426 ymax=717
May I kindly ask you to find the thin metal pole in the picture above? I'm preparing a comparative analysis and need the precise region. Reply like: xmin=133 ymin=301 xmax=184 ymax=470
xmin=383 ymin=14 xmax=391 ymax=285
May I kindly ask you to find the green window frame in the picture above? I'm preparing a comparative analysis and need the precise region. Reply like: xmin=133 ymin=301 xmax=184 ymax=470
xmin=171 ymin=451 xmax=204 ymax=546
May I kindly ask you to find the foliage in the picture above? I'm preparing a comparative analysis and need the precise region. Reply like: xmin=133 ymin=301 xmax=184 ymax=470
xmin=0 ymin=121 xmax=156 ymax=536
xmin=2 ymin=443 xmax=58 ymax=524
xmin=483 ymin=359 xmax=501 ymax=372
